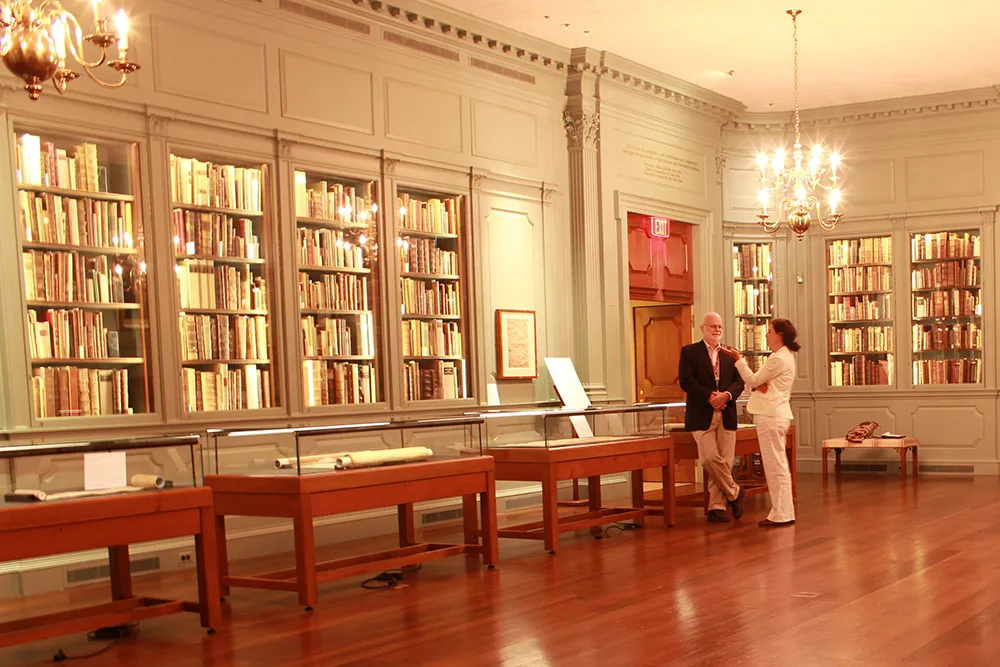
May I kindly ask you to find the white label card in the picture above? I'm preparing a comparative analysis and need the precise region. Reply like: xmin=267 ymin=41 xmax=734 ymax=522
xmin=84 ymin=451 xmax=128 ymax=491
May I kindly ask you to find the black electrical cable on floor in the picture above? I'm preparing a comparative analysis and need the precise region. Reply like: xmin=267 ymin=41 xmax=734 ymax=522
xmin=359 ymin=563 xmax=423 ymax=590
xmin=603 ymin=521 xmax=644 ymax=538
xmin=52 ymin=624 xmax=139 ymax=662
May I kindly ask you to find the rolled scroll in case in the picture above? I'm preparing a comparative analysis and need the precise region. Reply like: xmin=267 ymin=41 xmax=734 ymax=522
xmin=334 ymin=446 xmax=434 ymax=470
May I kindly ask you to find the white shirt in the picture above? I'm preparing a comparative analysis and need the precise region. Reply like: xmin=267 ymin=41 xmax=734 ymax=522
xmin=735 ymin=346 xmax=795 ymax=420
xmin=705 ymin=341 xmax=721 ymax=382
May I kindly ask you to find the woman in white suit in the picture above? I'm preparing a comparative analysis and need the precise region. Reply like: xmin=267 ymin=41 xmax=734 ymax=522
xmin=720 ymin=318 xmax=799 ymax=527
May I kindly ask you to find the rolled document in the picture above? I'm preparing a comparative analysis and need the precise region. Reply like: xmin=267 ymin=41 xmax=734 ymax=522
xmin=130 ymin=474 xmax=166 ymax=489
xmin=274 ymin=453 xmax=348 ymax=470
xmin=4 ymin=475 xmax=167 ymax=503
xmin=334 ymin=446 xmax=434 ymax=470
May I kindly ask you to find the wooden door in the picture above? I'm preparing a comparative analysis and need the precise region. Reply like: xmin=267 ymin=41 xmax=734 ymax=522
xmin=634 ymin=305 xmax=691 ymax=402
xmin=634 ymin=304 xmax=694 ymax=484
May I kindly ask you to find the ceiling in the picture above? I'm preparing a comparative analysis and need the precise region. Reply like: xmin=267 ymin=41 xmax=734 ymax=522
xmin=428 ymin=0 xmax=1000 ymax=112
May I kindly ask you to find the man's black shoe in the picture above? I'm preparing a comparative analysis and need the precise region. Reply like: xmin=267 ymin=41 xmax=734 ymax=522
xmin=729 ymin=485 xmax=746 ymax=520
xmin=707 ymin=509 xmax=730 ymax=523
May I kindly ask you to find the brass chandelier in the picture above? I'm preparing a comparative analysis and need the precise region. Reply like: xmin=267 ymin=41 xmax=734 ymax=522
xmin=1 ymin=0 xmax=139 ymax=101
xmin=756 ymin=9 xmax=842 ymax=240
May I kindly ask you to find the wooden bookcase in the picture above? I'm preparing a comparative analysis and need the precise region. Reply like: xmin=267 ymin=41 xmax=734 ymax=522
xmin=732 ymin=241 xmax=774 ymax=373
xmin=293 ymin=169 xmax=383 ymax=406
xmin=910 ymin=230 xmax=983 ymax=385
xmin=14 ymin=129 xmax=152 ymax=420
xmin=169 ymin=153 xmax=276 ymax=412
xmin=827 ymin=236 xmax=894 ymax=387
xmin=395 ymin=188 xmax=469 ymax=402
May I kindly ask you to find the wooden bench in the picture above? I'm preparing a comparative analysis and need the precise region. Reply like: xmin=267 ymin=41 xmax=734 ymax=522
xmin=822 ymin=437 xmax=919 ymax=479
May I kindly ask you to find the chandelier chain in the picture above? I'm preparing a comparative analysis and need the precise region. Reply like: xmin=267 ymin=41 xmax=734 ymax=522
xmin=790 ymin=8 xmax=801 ymax=145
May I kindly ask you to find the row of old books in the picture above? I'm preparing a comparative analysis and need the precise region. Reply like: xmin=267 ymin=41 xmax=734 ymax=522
xmin=297 ymin=228 xmax=367 ymax=269
xmin=294 ymin=173 xmax=377 ymax=224
xmin=16 ymin=134 xmax=102 ymax=192
xmin=298 ymin=274 xmax=370 ymax=311
xmin=401 ymin=320 xmax=463 ymax=357
xmin=828 ymin=237 xmax=893 ymax=266
xmin=913 ymin=359 xmax=981 ymax=384
xmin=301 ymin=313 xmax=376 ymax=357
xmin=23 ymin=251 xmax=126 ymax=304
xmin=171 ymin=156 xmax=263 ymax=212
xmin=911 ymin=232 xmax=981 ymax=261
xmin=397 ymin=194 xmax=461 ymax=234
xmin=173 ymin=210 xmax=261 ymax=259
xmin=179 ymin=313 xmax=269 ymax=362
xmin=911 ymin=259 xmax=979 ymax=289
xmin=733 ymin=243 xmax=771 ymax=280
xmin=176 ymin=260 xmax=268 ymax=312
xmin=20 ymin=191 xmax=134 ymax=248
xmin=403 ymin=359 xmax=464 ymax=401
xmin=829 ymin=357 xmax=892 ymax=387
xmin=398 ymin=237 xmax=458 ymax=275
xmin=182 ymin=365 xmax=272 ymax=412
xmin=830 ymin=326 xmax=894 ymax=354
xmin=400 ymin=279 xmax=460 ymax=316
xmin=828 ymin=294 xmax=893 ymax=322
xmin=912 ymin=291 xmax=980 ymax=318
xmin=32 ymin=367 xmax=132 ymax=418
xmin=912 ymin=322 xmax=982 ymax=352
xmin=27 ymin=309 xmax=121 ymax=360
xmin=828 ymin=266 xmax=893 ymax=294
xmin=303 ymin=360 xmax=377 ymax=406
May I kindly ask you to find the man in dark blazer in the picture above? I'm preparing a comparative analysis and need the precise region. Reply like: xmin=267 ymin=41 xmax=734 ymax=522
xmin=678 ymin=312 xmax=746 ymax=523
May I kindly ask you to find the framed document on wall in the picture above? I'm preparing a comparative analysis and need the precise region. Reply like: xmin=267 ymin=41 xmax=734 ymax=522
xmin=495 ymin=310 xmax=537 ymax=380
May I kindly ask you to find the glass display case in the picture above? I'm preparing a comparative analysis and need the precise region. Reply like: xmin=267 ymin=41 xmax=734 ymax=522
xmin=0 ymin=435 xmax=200 ymax=506
xmin=910 ymin=230 xmax=983 ymax=385
xmin=206 ymin=416 xmax=485 ymax=476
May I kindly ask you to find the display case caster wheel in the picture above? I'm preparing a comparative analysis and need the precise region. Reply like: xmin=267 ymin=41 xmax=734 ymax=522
xmin=488 ymin=564 xmax=496 ymax=569
xmin=220 ymin=597 xmax=226 ymax=603
xmin=305 ymin=605 xmax=314 ymax=612
xmin=207 ymin=628 xmax=216 ymax=635
xmin=548 ymin=550 xmax=556 ymax=555
xmin=594 ymin=535 xmax=603 ymax=540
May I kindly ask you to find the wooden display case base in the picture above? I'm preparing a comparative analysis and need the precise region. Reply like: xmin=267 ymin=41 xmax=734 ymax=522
xmin=489 ymin=436 xmax=675 ymax=554
xmin=0 ymin=488 xmax=221 ymax=648
xmin=659 ymin=425 xmax=797 ymax=513
xmin=205 ymin=456 xmax=498 ymax=609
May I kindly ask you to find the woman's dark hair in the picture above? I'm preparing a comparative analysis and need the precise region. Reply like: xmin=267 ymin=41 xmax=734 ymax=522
xmin=771 ymin=318 xmax=801 ymax=352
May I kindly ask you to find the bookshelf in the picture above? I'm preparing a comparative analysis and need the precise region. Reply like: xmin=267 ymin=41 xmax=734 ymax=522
xmin=732 ymin=242 xmax=774 ymax=373
xmin=827 ymin=236 xmax=894 ymax=387
xmin=170 ymin=153 xmax=275 ymax=412
xmin=910 ymin=230 xmax=983 ymax=385
xmin=293 ymin=170 xmax=382 ymax=406
xmin=396 ymin=189 xmax=468 ymax=402
xmin=15 ymin=130 xmax=152 ymax=419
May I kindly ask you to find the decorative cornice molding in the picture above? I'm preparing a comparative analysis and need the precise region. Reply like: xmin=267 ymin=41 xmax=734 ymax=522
xmin=341 ymin=1 xmax=739 ymax=116
xmin=726 ymin=87 xmax=1000 ymax=133
xmin=564 ymin=110 xmax=600 ymax=149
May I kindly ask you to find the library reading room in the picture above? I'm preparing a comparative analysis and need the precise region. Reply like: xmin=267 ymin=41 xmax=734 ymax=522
xmin=2 ymin=1 xmax=999 ymax=665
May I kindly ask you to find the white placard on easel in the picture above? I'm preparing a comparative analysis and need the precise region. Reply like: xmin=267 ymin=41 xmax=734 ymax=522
xmin=544 ymin=357 xmax=593 ymax=438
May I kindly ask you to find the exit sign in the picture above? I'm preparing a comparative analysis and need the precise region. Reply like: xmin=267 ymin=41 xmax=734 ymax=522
xmin=651 ymin=217 xmax=671 ymax=238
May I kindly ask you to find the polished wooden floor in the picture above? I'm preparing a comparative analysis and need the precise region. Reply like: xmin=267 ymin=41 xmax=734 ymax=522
xmin=3 ymin=473 xmax=999 ymax=666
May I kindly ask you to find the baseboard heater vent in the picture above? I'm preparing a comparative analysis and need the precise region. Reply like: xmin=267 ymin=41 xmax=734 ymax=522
xmin=420 ymin=508 xmax=464 ymax=525
xmin=505 ymin=494 xmax=541 ymax=511
xmin=66 ymin=556 xmax=161 ymax=586
xmin=280 ymin=0 xmax=371 ymax=35
xmin=470 ymin=58 xmax=536 ymax=85
xmin=839 ymin=463 xmax=889 ymax=472
xmin=919 ymin=464 xmax=975 ymax=474
xmin=384 ymin=31 xmax=460 ymax=62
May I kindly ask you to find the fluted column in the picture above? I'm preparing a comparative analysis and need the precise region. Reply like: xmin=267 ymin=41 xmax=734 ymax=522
xmin=564 ymin=107 xmax=606 ymax=398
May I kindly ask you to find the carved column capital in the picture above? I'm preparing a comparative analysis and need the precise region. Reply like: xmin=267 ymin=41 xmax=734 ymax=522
xmin=542 ymin=187 xmax=556 ymax=203
xmin=472 ymin=172 xmax=488 ymax=191
xmin=383 ymin=157 xmax=399 ymax=174
xmin=715 ymin=151 xmax=727 ymax=176
xmin=564 ymin=109 xmax=600 ymax=149
xmin=278 ymin=138 xmax=294 ymax=158
xmin=147 ymin=113 xmax=173 ymax=135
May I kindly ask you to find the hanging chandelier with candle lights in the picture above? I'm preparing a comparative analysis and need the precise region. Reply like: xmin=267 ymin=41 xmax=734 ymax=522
xmin=756 ymin=9 xmax=842 ymax=240
xmin=1 ymin=0 xmax=138 ymax=101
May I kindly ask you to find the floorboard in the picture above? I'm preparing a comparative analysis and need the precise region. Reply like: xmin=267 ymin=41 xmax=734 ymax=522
xmin=2 ymin=474 xmax=998 ymax=666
